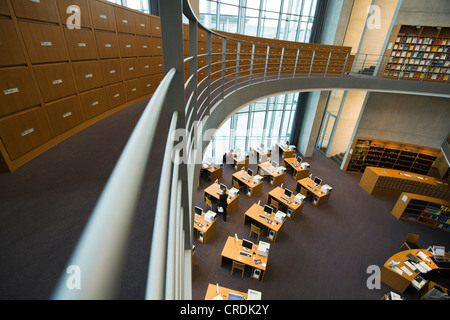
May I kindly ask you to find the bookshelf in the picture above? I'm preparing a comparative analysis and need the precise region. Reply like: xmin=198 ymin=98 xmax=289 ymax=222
xmin=381 ymin=25 xmax=450 ymax=82
xmin=344 ymin=138 xmax=440 ymax=175
xmin=391 ymin=192 xmax=450 ymax=232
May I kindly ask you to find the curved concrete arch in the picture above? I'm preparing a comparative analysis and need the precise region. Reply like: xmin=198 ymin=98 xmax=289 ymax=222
xmin=200 ymin=75 xmax=450 ymax=152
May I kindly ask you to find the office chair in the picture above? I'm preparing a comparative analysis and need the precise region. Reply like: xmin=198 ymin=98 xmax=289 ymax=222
xmin=249 ymin=224 xmax=264 ymax=243
xmin=420 ymin=281 xmax=449 ymax=300
xmin=231 ymin=261 xmax=245 ymax=278
xmin=399 ymin=233 xmax=420 ymax=250
xmin=205 ymin=197 xmax=213 ymax=211
xmin=270 ymin=198 xmax=279 ymax=211
xmin=232 ymin=179 xmax=244 ymax=192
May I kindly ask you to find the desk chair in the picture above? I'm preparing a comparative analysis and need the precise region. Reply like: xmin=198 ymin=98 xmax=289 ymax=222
xmin=205 ymin=198 xmax=213 ymax=211
xmin=420 ymin=281 xmax=449 ymax=300
xmin=249 ymin=224 xmax=264 ymax=242
xmin=270 ymin=199 xmax=279 ymax=211
xmin=232 ymin=179 xmax=244 ymax=192
xmin=399 ymin=233 xmax=420 ymax=250
xmin=231 ymin=261 xmax=245 ymax=278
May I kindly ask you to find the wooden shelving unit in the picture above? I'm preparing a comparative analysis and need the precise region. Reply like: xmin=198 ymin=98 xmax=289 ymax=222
xmin=391 ymin=192 xmax=450 ymax=232
xmin=344 ymin=138 xmax=440 ymax=175
xmin=381 ymin=25 xmax=450 ymax=82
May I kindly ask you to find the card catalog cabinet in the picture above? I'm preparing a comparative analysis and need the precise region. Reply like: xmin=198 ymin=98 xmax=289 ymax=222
xmin=0 ymin=67 xmax=40 ymax=117
xmin=100 ymin=59 xmax=123 ymax=85
xmin=45 ymin=96 xmax=85 ymax=136
xmin=0 ymin=1 xmax=10 ymax=15
xmin=152 ymin=56 xmax=164 ymax=74
xmin=139 ymin=57 xmax=153 ymax=76
xmin=33 ymin=63 xmax=77 ymax=102
xmin=80 ymin=88 xmax=108 ymax=120
xmin=64 ymin=28 xmax=98 ymax=61
xmin=105 ymin=82 xmax=126 ymax=108
xmin=118 ymin=33 xmax=137 ymax=57
xmin=135 ymin=13 xmax=151 ymax=36
xmin=0 ymin=18 xmax=27 ymax=67
xmin=19 ymin=21 xmax=69 ymax=64
xmin=124 ymin=79 xmax=142 ymax=101
xmin=90 ymin=0 xmax=116 ymax=31
xmin=72 ymin=60 xmax=103 ymax=92
xmin=57 ymin=0 xmax=91 ymax=28
xmin=121 ymin=58 xmax=139 ymax=80
xmin=141 ymin=75 xmax=155 ymax=96
xmin=0 ymin=107 xmax=53 ymax=160
xmin=11 ymin=0 xmax=59 ymax=23
xmin=136 ymin=36 xmax=152 ymax=57
xmin=114 ymin=7 xmax=135 ymax=34
xmin=95 ymin=30 xmax=120 ymax=59
xmin=150 ymin=16 xmax=161 ymax=37
xmin=151 ymin=37 xmax=163 ymax=56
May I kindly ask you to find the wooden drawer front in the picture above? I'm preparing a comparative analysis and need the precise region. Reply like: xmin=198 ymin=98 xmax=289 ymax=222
xmin=0 ymin=19 xmax=27 ymax=67
xmin=0 ymin=1 xmax=10 ymax=15
xmin=90 ymin=0 xmax=116 ymax=31
xmin=139 ymin=57 xmax=153 ymax=76
xmin=11 ymin=0 xmax=59 ymax=23
xmin=121 ymin=58 xmax=139 ymax=80
xmin=45 ymin=96 xmax=85 ymax=136
xmin=80 ymin=88 xmax=108 ymax=120
xmin=152 ymin=56 xmax=164 ymax=74
xmin=64 ymin=28 xmax=98 ymax=61
xmin=100 ymin=59 xmax=123 ymax=85
xmin=105 ymin=82 xmax=126 ymax=109
xmin=118 ymin=33 xmax=137 ymax=57
xmin=141 ymin=75 xmax=155 ymax=95
xmin=57 ymin=0 xmax=91 ymax=28
xmin=0 ymin=108 xmax=53 ymax=160
xmin=150 ymin=16 xmax=161 ymax=37
xmin=95 ymin=30 xmax=119 ymax=59
xmin=0 ymin=67 xmax=40 ymax=117
xmin=19 ymin=21 xmax=68 ymax=64
xmin=114 ymin=7 xmax=135 ymax=34
xmin=72 ymin=60 xmax=103 ymax=92
xmin=135 ymin=13 xmax=151 ymax=36
xmin=124 ymin=78 xmax=142 ymax=101
xmin=136 ymin=36 xmax=152 ymax=57
xmin=151 ymin=37 xmax=163 ymax=56
xmin=33 ymin=63 xmax=76 ymax=102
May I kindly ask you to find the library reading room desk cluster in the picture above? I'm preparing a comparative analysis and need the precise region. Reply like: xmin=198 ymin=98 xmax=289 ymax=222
xmin=195 ymin=145 xmax=334 ymax=300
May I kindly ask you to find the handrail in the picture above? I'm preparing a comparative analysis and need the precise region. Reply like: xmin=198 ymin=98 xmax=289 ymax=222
xmin=51 ymin=68 xmax=176 ymax=300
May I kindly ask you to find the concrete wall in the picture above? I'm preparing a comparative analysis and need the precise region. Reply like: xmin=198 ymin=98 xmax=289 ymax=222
xmin=395 ymin=0 xmax=450 ymax=27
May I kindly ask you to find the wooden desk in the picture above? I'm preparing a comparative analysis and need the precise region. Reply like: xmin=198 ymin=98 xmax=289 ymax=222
xmin=359 ymin=167 xmax=450 ymax=200
xmin=380 ymin=249 xmax=450 ymax=293
xmin=296 ymin=177 xmax=331 ymax=207
xmin=204 ymin=284 xmax=248 ymax=300
xmin=220 ymin=236 xmax=268 ymax=281
xmin=201 ymin=163 xmax=222 ymax=182
xmin=243 ymin=203 xmax=285 ymax=241
xmin=267 ymin=186 xmax=304 ymax=219
xmin=250 ymin=146 xmax=271 ymax=163
xmin=284 ymin=157 xmax=310 ymax=180
xmin=232 ymin=170 xmax=263 ymax=198
xmin=233 ymin=156 xmax=249 ymax=171
xmin=257 ymin=161 xmax=286 ymax=187
xmin=194 ymin=211 xmax=217 ymax=244
xmin=276 ymin=142 xmax=296 ymax=159
xmin=203 ymin=182 xmax=239 ymax=213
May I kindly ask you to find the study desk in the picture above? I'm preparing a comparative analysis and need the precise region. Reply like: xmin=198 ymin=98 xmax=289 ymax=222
xmin=243 ymin=203 xmax=285 ymax=241
xmin=283 ymin=157 xmax=310 ymax=180
xmin=267 ymin=186 xmax=304 ymax=219
xmin=233 ymin=155 xmax=249 ymax=171
xmin=380 ymin=249 xmax=450 ymax=294
xmin=204 ymin=284 xmax=248 ymax=300
xmin=194 ymin=211 xmax=217 ymax=244
xmin=276 ymin=142 xmax=296 ymax=159
xmin=220 ymin=236 xmax=268 ymax=281
xmin=257 ymin=161 xmax=286 ymax=187
xmin=232 ymin=170 xmax=264 ymax=198
xmin=359 ymin=167 xmax=450 ymax=200
xmin=296 ymin=177 xmax=331 ymax=207
xmin=201 ymin=163 xmax=223 ymax=182
xmin=203 ymin=183 xmax=239 ymax=213
xmin=250 ymin=146 xmax=271 ymax=163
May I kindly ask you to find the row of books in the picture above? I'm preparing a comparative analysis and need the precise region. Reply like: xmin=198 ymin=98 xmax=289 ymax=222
xmin=391 ymin=50 xmax=448 ymax=60
xmin=386 ymin=65 xmax=449 ymax=74
xmin=389 ymin=57 xmax=449 ymax=67
xmin=396 ymin=36 xmax=448 ymax=46
xmin=393 ymin=44 xmax=450 ymax=53
xmin=384 ymin=71 xmax=449 ymax=81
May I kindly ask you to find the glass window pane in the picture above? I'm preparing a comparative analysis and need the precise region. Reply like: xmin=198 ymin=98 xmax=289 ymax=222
xmin=246 ymin=0 xmax=260 ymax=10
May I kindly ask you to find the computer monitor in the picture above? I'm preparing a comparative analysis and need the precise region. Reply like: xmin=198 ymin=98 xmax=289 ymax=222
xmin=271 ymin=161 xmax=278 ymax=168
xmin=314 ymin=176 xmax=322 ymax=186
xmin=194 ymin=206 xmax=203 ymax=217
xmin=228 ymin=292 xmax=244 ymax=300
xmin=263 ymin=204 xmax=273 ymax=216
xmin=220 ymin=183 xmax=227 ymax=192
xmin=432 ymin=246 xmax=445 ymax=257
xmin=247 ymin=168 xmax=253 ymax=177
xmin=284 ymin=188 xmax=292 ymax=198
xmin=297 ymin=156 xmax=302 ymax=163
xmin=242 ymin=239 xmax=254 ymax=251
